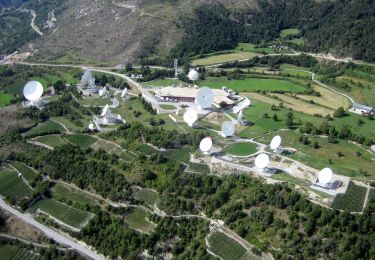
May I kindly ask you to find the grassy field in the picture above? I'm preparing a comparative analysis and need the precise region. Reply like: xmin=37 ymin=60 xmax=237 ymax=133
xmin=255 ymin=131 xmax=375 ymax=179
xmin=192 ymin=52 xmax=258 ymax=66
xmin=134 ymin=188 xmax=158 ymax=205
xmin=202 ymin=76 xmax=305 ymax=93
xmin=78 ymin=97 xmax=112 ymax=107
xmin=24 ymin=120 xmax=65 ymax=137
xmin=33 ymin=135 xmax=68 ymax=148
xmin=9 ymin=161 xmax=37 ymax=182
xmin=271 ymin=173 xmax=310 ymax=187
xmin=207 ymin=231 xmax=248 ymax=260
xmin=29 ymin=198 xmax=93 ymax=229
xmin=164 ymin=149 xmax=190 ymax=163
xmin=0 ymin=92 xmax=13 ymax=107
xmin=224 ymin=143 xmax=259 ymax=156
xmin=124 ymin=208 xmax=156 ymax=234
xmin=280 ymin=28 xmax=301 ymax=37
xmin=64 ymin=134 xmax=97 ymax=148
xmin=144 ymin=78 xmax=179 ymax=87
xmin=52 ymin=183 xmax=98 ymax=207
xmin=52 ymin=116 xmax=89 ymax=132
xmin=0 ymin=168 xmax=33 ymax=201
xmin=332 ymin=182 xmax=367 ymax=212
xmin=159 ymin=104 xmax=177 ymax=110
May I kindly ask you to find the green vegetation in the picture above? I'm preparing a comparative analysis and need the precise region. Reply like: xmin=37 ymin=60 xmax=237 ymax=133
xmin=202 ymin=76 xmax=305 ymax=93
xmin=280 ymin=28 xmax=300 ymax=38
xmin=207 ymin=231 xmax=248 ymax=260
xmin=9 ymin=161 xmax=37 ymax=182
xmin=33 ymin=135 xmax=68 ymax=148
xmin=124 ymin=208 xmax=156 ymax=234
xmin=64 ymin=134 xmax=97 ymax=148
xmin=134 ymin=188 xmax=158 ymax=205
xmin=52 ymin=183 xmax=98 ymax=207
xmin=0 ymin=93 xmax=13 ymax=107
xmin=271 ymin=173 xmax=310 ymax=187
xmin=0 ymin=244 xmax=42 ymax=260
xmin=29 ymin=198 xmax=93 ymax=229
xmin=0 ymin=168 xmax=32 ymax=201
xmin=332 ymin=182 xmax=367 ymax=212
xmin=144 ymin=78 xmax=179 ymax=87
xmin=159 ymin=104 xmax=177 ymax=110
xmin=224 ymin=142 xmax=258 ymax=156
xmin=24 ymin=120 xmax=65 ymax=137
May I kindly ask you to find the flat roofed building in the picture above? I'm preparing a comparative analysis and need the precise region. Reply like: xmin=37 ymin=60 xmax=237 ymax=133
xmin=155 ymin=87 xmax=235 ymax=108
xmin=353 ymin=103 xmax=374 ymax=113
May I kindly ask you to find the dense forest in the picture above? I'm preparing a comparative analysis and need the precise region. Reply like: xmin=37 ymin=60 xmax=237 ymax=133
xmin=0 ymin=0 xmax=27 ymax=8
xmin=170 ymin=0 xmax=375 ymax=62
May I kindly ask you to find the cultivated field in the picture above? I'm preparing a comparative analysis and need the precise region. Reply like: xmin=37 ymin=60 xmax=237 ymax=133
xmin=224 ymin=143 xmax=259 ymax=156
xmin=52 ymin=183 xmax=98 ymax=207
xmin=192 ymin=52 xmax=258 ymax=66
xmin=124 ymin=208 xmax=156 ymax=234
xmin=207 ymin=231 xmax=251 ymax=260
xmin=29 ymin=198 xmax=94 ymax=230
xmin=33 ymin=135 xmax=68 ymax=148
xmin=0 ymin=245 xmax=42 ymax=260
xmin=65 ymin=134 xmax=97 ymax=148
xmin=24 ymin=120 xmax=65 ymax=137
xmin=332 ymin=182 xmax=367 ymax=212
xmin=134 ymin=188 xmax=158 ymax=205
xmin=0 ymin=168 xmax=33 ymax=201
xmin=9 ymin=161 xmax=37 ymax=182
xmin=0 ymin=93 xmax=13 ymax=107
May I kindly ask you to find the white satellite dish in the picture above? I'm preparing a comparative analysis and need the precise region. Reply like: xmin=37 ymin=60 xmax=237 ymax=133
xmin=318 ymin=168 xmax=333 ymax=184
xmin=188 ymin=69 xmax=199 ymax=81
xmin=112 ymin=98 xmax=120 ymax=108
xmin=270 ymin=135 xmax=282 ymax=150
xmin=99 ymin=87 xmax=107 ymax=97
xmin=221 ymin=121 xmax=235 ymax=137
xmin=233 ymin=105 xmax=240 ymax=114
xmin=121 ymin=88 xmax=128 ymax=98
xmin=101 ymin=104 xmax=111 ymax=117
xmin=88 ymin=123 xmax=95 ymax=130
xmin=23 ymin=81 xmax=43 ymax=101
xmin=183 ymin=109 xmax=198 ymax=127
xmin=238 ymin=98 xmax=251 ymax=110
xmin=199 ymin=137 xmax=213 ymax=154
xmin=255 ymin=153 xmax=269 ymax=169
xmin=196 ymin=87 xmax=214 ymax=109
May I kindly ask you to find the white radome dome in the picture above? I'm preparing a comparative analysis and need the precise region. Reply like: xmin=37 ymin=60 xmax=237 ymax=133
xmin=23 ymin=81 xmax=43 ymax=101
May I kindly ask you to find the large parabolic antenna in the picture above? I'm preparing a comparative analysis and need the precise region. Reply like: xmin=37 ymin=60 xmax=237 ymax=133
xmin=23 ymin=81 xmax=43 ymax=101
xmin=183 ymin=109 xmax=198 ymax=127
xmin=188 ymin=69 xmax=199 ymax=81
xmin=200 ymin=137 xmax=213 ymax=153
xmin=121 ymin=88 xmax=128 ymax=98
xmin=270 ymin=135 xmax=282 ymax=150
xmin=255 ymin=153 xmax=270 ymax=169
xmin=233 ymin=105 xmax=240 ymax=114
xmin=238 ymin=98 xmax=251 ymax=110
xmin=196 ymin=87 xmax=214 ymax=109
xmin=318 ymin=168 xmax=333 ymax=184
xmin=221 ymin=121 xmax=235 ymax=137
xmin=81 ymin=70 xmax=93 ymax=86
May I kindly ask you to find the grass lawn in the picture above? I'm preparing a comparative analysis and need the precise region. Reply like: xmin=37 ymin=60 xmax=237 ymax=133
xmin=29 ymin=198 xmax=94 ymax=229
xmin=79 ymin=97 xmax=112 ymax=107
xmin=0 ymin=92 xmax=13 ymax=107
xmin=134 ymin=188 xmax=158 ymax=205
xmin=207 ymin=231 xmax=248 ymax=260
xmin=288 ymin=38 xmax=305 ymax=45
xmin=202 ymin=76 xmax=305 ymax=93
xmin=24 ymin=120 xmax=65 ymax=137
xmin=164 ymin=149 xmax=190 ymax=163
xmin=33 ymin=135 xmax=68 ymax=148
xmin=124 ymin=208 xmax=156 ymax=234
xmin=9 ymin=161 xmax=37 ymax=182
xmin=332 ymin=182 xmax=367 ymax=212
xmin=235 ymin=43 xmax=275 ymax=54
xmin=255 ymin=131 xmax=375 ymax=179
xmin=159 ymin=104 xmax=177 ymax=110
xmin=0 ymin=168 xmax=33 ymax=201
xmin=192 ymin=52 xmax=258 ymax=66
xmin=144 ymin=78 xmax=179 ymax=87
xmin=224 ymin=142 xmax=259 ymax=156
xmin=64 ymin=134 xmax=97 ymax=148
xmin=271 ymin=173 xmax=310 ymax=187
xmin=188 ymin=162 xmax=211 ymax=174
xmin=52 ymin=116 xmax=89 ymax=132
xmin=52 ymin=183 xmax=98 ymax=207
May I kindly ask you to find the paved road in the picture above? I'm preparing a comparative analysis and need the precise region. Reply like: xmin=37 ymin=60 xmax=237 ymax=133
xmin=19 ymin=9 xmax=43 ymax=36
xmin=0 ymin=198 xmax=105 ymax=260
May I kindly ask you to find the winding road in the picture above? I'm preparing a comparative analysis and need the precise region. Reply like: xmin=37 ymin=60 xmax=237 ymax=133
xmin=19 ymin=9 xmax=43 ymax=36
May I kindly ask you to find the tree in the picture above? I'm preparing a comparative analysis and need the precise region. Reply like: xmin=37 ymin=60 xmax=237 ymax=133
xmin=333 ymin=107 xmax=346 ymax=118
xmin=273 ymin=113 xmax=278 ymax=121
xmin=285 ymin=111 xmax=294 ymax=129
xmin=313 ymin=141 xmax=319 ymax=149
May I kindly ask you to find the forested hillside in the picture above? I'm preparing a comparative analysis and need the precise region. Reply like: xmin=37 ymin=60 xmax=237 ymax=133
xmin=0 ymin=0 xmax=27 ymax=8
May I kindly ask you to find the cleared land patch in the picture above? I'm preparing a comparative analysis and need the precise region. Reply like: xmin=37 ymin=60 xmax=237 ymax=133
xmin=192 ymin=52 xmax=257 ymax=66
xmin=64 ymin=134 xmax=97 ymax=148
xmin=52 ymin=183 xmax=98 ymax=207
xmin=33 ymin=135 xmax=68 ymax=148
xmin=207 ymin=231 xmax=250 ymax=260
xmin=0 ymin=168 xmax=33 ymax=201
xmin=9 ymin=161 xmax=37 ymax=182
xmin=0 ymin=93 xmax=13 ymax=107
xmin=24 ymin=120 xmax=65 ymax=137
xmin=134 ymin=188 xmax=158 ymax=205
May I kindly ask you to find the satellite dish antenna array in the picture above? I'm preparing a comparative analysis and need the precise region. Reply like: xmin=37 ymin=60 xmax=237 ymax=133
xmin=121 ymin=88 xmax=128 ymax=98
xmin=183 ymin=109 xmax=198 ymax=127
xmin=196 ymin=87 xmax=214 ymax=109
xmin=255 ymin=153 xmax=270 ymax=170
xmin=188 ymin=69 xmax=199 ymax=81
xmin=23 ymin=81 xmax=43 ymax=106
xmin=199 ymin=137 xmax=213 ymax=154
xmin=221 ymin=121 xmax=235 ymax=137
xmin=318 ymin=168 xmax=333 ymax=185
xmin=270 ymin=135 xmax=282 ymax=152
xmin=233 ymin=98 xmax=251 ymax=125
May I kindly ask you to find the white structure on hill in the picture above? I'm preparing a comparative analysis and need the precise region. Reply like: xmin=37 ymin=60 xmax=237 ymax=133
xmin=81 ymin=70 xmax=97 ymax=93
xmin=95 ymin=104 xmax=124 ymax=127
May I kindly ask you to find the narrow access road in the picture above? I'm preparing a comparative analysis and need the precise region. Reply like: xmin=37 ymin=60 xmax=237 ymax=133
xmin=0 ymin=198 xmax=106 ymax=260
xmin=19 ymin=9 xmax=43 ymax=36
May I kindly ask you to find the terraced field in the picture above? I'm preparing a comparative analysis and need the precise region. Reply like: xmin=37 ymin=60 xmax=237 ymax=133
xmin=33 ymin=135 xmax=68 ymax=148
xmin=52 ymin=183 xmax=98 ymax=207
xmin=134 ymin=188 xmax=158 ymax=205
xmin=224 ymin=143 xmax=259 ymax=156
xmin=9 ymin=161 xmax=37 ymax=182
xmin=0 ymin=245 xmax=42 ymax=260
xmin=124 ymin=208 xmax=156 ymax=234
xmin=29 ymin=198 xmax=94 ymax=230
xmin=24 ymin=120 xmax=65 ymax=137
xmin=0 ymin=168 xmax=33 ymax=200
xmin=65 ymin=134 xmax=97 ymax=148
